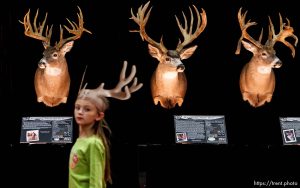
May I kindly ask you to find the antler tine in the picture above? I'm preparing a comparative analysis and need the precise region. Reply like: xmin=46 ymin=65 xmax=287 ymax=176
xmin=258 ymin=28 xmax=264 ymax=43
xmin=235 ymin=7 xmax=261 ymax=55
xmin=20 ymin=9 xmax=52 ymax=47
xmin=55 ymin=6 xmax=92 ymax=49
xmin=129 ymin=77 xmax=143 ymax=93
xmin=130 ymin=1 xmax=168 ymax=53
xmin=267 ymin=13 xmax=298 ymax=57
xmin=96 ymin=61 xmax=143 ymax=100
xmin=175 ymin=5 xmax=207 ymax=52
xmin=266 ymin=15 xmax=276 ymax=47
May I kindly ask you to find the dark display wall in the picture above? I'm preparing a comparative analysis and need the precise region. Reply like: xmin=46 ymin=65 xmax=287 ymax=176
xmin=3 ymin=0 xmax=300 ymax=187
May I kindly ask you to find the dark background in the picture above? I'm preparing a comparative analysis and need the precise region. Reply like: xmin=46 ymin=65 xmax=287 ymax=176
xmin=3 ymin=0 xmax=300 ymax=187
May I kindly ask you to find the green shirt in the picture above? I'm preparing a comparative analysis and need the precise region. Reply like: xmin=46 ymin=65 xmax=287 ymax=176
xmin=69 ymin=135 xmax=106 ymax=188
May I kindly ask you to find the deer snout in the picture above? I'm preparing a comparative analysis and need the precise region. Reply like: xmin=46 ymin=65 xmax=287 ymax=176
xmin=274 ymin=60 xmax=282 ymax=68
xmin=38 ymin=59 xmax=47 ymax=69
xmin=177 ymin=64 xmax=185 ymax=72
xmin=272 ymin=58 xmax=282 ymax=68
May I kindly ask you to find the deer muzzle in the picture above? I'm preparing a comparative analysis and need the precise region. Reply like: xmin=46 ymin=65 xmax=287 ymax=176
xmin=272 ymin=58 xmax=282 ymax=68
xmin=176 ymin=64 xmax=185 ymax=72
xmin=38 ymin=59 xmax=47 ymax=69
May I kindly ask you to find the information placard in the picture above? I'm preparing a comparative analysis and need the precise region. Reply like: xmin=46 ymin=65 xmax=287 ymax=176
xmin=173 ymin=115 xmax=227 ymax=144
xmin=20 ymin=116 xmax=73 ymax=144
xmin=279 ymin=117 xmax=300 ymax=145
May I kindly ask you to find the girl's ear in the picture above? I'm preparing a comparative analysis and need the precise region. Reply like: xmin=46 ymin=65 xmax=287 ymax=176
xmin=96 ymin=112 xmax=105 ymax=121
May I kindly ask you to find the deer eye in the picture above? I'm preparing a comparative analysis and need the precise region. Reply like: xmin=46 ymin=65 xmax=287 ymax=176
xmin=261 ymin=52 xmax=268 ymax=58
xmin=165 ymin=57 xmax=171 ymax=62
xmin=52 ymin=53 xmax=58 ymax=58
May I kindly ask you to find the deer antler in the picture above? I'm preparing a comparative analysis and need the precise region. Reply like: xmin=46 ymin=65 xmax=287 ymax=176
xmin=20 ymin=9 xmax=53 ymax=48
xmin=95 ymin=61 xmax=143 ymax=100
xmin=235 ymin=7 xmax=264 ymax=55
xmin=55 ymin=6 xmax=92 ymax=49
xmin=175 ymin=5 xmax=207 ymax=52
xmin=236 ymin=7 xmax=298 ymax=57
xmin=129 ymin=1 xmax=168 ymax=53
xmin=266 ymin=14 xmax=298 ymax=57
xmin=20 ymin=6 xmax=92 ymax=49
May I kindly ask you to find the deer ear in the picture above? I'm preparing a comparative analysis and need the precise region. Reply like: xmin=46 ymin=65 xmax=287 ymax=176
xmin=180 ymin=45 xmax=197 ymax=60
xmin=60 ymin=41 xmax=74 ymax=55
xmin=148 ymin=44 xmax=163 ymax=60
xmin=241 ymin=40 xmax=257 ymax=53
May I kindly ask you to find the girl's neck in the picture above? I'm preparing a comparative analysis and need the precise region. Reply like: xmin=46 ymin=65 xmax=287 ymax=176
xmin=79 ymin=124 xmax=95 ymax=138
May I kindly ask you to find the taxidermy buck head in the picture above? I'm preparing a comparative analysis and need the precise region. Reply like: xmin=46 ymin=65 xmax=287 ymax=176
xmin=235 ymin=7 xmax=298 ymax=107
xmin=20 ymin=6 xmax=92 ymax=107
xmin=130 ymin=1 xmax=207 ymax=109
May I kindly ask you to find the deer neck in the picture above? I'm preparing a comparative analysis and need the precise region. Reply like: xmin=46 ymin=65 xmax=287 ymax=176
xmin=248 ymin=59 xmax=273 ymax=76
xmin=246 ymin=60 xmax=274 ymax=85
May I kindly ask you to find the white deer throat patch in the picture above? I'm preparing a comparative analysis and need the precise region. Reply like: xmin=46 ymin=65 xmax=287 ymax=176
xmin=162 ymin=71 xmax=177 ymax=79
xmin=257 ymin=66 xmax=271 ymax=74
xmin=46 ymin=67 xmax=62 ymax=76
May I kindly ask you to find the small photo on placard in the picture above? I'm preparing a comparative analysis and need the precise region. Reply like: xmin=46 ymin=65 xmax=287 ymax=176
xmin=283 ymin=129 xmax=296 ymax=143
xmin=176 ymin=132 xmax=188 ymax=142
xmin=26 ymin=130 xmax=39 ymax=142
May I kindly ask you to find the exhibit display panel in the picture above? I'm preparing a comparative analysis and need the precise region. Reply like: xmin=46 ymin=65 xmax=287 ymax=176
xmin=20 ymin=116 xmax=73 ymax=144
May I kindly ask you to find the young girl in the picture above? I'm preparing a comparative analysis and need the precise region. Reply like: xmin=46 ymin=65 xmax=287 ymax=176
xmin=68 ymin=61 xmax=143 ymax=188
xmin=69 ymin=90 xmax=112 ymax=188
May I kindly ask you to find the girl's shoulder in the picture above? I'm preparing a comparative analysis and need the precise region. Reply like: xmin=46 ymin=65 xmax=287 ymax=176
xmin=86 ymin=135 xmax=104 ymax=147
xmin=77 ymin=135 xmax=104 ymax=149
xmin=77 ymin=135 xmax=101 ymax=143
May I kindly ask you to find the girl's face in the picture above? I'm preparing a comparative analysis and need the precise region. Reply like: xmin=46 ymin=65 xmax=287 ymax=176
xmin=74 ymin=99 xmax=103 ymax=126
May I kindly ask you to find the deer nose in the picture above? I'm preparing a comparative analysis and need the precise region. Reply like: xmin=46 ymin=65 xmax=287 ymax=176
xmin=177 ymin=64 xmax=185 ymax=72
xmin=38 ymin=59 xmax=46 ymax=69
xmin=274 ymin=60 xmax=282 ymax=68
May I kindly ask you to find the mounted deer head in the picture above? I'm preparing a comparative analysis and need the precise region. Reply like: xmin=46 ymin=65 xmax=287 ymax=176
xmin=235 ymin=7 xmax=298 ymax=107
xmin=20 ymin=6 xmax=92 ymax=107
xmin=130 ymin=1 xmax=207 ymax=109
xmin=79 ymin=60 xmax=143 ymax=101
